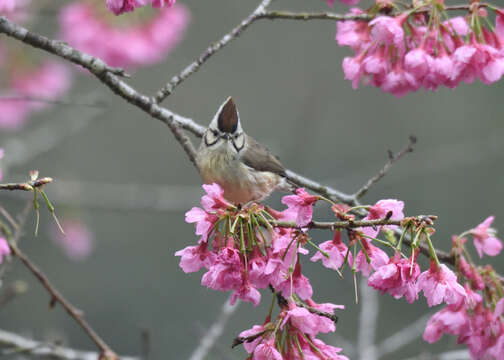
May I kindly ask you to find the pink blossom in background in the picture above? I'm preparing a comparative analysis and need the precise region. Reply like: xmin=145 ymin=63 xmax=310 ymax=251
xmin=0 ymin=0 xmax=30 ymax=22
xmin=0 ymin=237 xmax=10 ymax=264
xmin=106 ymin=0 xmax=175 ymax=15
xmin=12 ymin=62 xmax=71 ymax=111
xmin=470 ymin=216 xmax=502 ymax=258
xmin=60 ymin=2 xmax=190 ymax=68
xmin=51 ymin=219 xmax=94 ymax=261
xmin=0 ymin=0 xmax=15 ymax=13
xmin=0 ymin=61 xmax=72 ymax=131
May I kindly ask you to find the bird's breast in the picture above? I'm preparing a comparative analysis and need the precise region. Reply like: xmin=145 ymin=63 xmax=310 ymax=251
xmin=196 ymin=149 xmax=281 ymax=204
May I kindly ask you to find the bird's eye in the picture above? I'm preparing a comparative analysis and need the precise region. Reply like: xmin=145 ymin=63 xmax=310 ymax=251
xmin=205 ymin=129 xmax=219 ymax=146
xmin=232 ymin=133 xmax=245 ymax=152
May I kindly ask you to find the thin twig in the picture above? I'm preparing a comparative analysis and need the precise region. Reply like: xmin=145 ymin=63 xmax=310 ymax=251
xmin=0 ymin=328 xmax=137 ymax=360
xmin=354 ymin=136 xmax=417 ymax=199
xmin=0 ymin=177 xmax=53 ymax=191
xmin=271 ymin=215 xmax=430 ymax=230
xmin=259 ymin=11 xmax=372 ymax=21
xmin=154 ymin=0 xmax=274 ymax=104
xmin=7 ymin=243 xmax=117 ymax=359
xmin=166 ymin=122 xmax=198 ymax=167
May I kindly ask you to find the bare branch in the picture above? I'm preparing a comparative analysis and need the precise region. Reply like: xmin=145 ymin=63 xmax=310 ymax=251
xmin=7 ymin=242 xmax=117 ymax=359
xmin=154 ymin=0 xmax=274 ymax=103
xmin=0 ymin=177 xmax=53 ymax=191
xmin=271 ymin=215 xmax=436 ymax=230
xmin=354 ymin=136 xmax=417 ymax=200
xmin=259 ymin=11 xmax=372 ymax=21
xmin=0 ymin=328 xmax=137 ymax=360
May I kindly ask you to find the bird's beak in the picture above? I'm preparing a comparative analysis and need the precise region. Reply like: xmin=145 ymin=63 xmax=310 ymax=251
xmin=221 ymin=134 xmax=231 ymax=141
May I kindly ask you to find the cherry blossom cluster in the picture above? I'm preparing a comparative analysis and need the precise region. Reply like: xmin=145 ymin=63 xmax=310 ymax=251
xmin=238 ymin=300 xmax=348 ymax=360
xmin=335 ymin=1 xmax=504 ymax=96
xmin=60 ymin=1 xmax=189 ymax=68
xmin=176 ymin=184 xmax=480 ymax=358
xmin=423 ymin=216 xmax=504 ymax=359
xmin=105 ymin=0 xmax=175 ymax=16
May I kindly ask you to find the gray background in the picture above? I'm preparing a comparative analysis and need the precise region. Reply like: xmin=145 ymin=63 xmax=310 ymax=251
xmin=1 ymin=0 xmax=503 ymax=359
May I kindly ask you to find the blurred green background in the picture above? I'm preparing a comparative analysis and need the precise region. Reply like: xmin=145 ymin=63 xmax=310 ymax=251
xmin=1 ymin=0 xmax=503 ymax=359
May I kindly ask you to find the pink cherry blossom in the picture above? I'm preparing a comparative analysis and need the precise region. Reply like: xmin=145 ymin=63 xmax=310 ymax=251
xmin=239 ymin=324 xmax=268 ymax=354
xmin=51 ymin=219 xmax=94 ymax=261
xmin=281 ymin=188 xmax=319 ymax=227
xmin=417 ymin=262 xmax=466 ymax=307
xmin=361 ymin=199 xmax=404 ymax=238
xmin=0 ymin=237 xmax=10 ymax=264
xmin=368 ymin=252 xmax=420 ymax=303
xmin=355 ymin=238 xmax=389 ymax=276
xmin=60 ymin=2 xmax=189 ymax=68
xmin=336 ymin=10 xmax=371 ymax=51
xmin=230 ymin=277 xmax=261 ymax=306
xmin=275 ymin=262 xmax=313 ymax=300
xmin=310 ymin=231 xmax=352 ymax=271
xmin=423 ymin=306 xmax=470 ymax=343
xmin=200 ymin=183 xmax=233 ymax=212
xmin=253 ymin=337 xmax=282 ymax=360
xmin=175 ymin=242 xmax=215 ymax=273
xmin=471 ymin=216 xmax=503 ymax=258
xmin=369 ymin=15 xmax=407 ymax=48
xmin=184 ymin=206 xmax=218 ymax=242
xmin=201 ymin=246 xmax=242 ymax=292
xmin=106 ymin=0 xmax=175 ymax=15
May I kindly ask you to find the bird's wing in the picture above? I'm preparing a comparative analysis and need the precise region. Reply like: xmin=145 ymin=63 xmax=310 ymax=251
xmin=241 ymin=135 xmax=286 ymax=176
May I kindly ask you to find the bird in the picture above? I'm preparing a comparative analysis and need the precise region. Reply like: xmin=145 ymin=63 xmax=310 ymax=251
xmin=196 ymin=97 xmax=293 ymax=204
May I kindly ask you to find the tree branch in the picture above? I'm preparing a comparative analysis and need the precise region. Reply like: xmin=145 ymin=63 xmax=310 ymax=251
xmin=354 ymin=136 xmax=417 ymax=199
xmin=0 ymin=328 xmax=137 ymax=360
xmin=153 ymin=0 xmax=274 ymax=104
xmin=7 ymin=241 xmax=117 ymax=359
xmin=0 ymin=177 xmax=53 ymax=191
xmin=259 ymin=11 xmax=372 ymax=21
